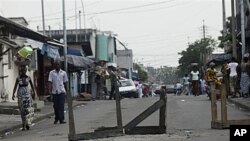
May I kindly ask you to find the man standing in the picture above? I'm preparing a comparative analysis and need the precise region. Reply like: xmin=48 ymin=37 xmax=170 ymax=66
xmin=227 ymin=57 xmax=239 ymax=98
xmin=48 ymin=60 xmax=68 ymax=124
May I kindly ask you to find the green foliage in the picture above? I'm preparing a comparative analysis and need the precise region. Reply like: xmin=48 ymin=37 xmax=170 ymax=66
xmin=133 ymin=63 xmax=148 ymax=81
xmin=177 ymin=37 xmax=217 ymax=77
xmin=217 ymin=16 xmax=234 ymax=53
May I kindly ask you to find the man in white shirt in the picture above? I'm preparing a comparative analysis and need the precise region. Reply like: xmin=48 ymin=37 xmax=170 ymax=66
xmin=227 ymin=57 xmax=239 ymax=98
xmin=48 ymin=60 xmax=68 ymax=124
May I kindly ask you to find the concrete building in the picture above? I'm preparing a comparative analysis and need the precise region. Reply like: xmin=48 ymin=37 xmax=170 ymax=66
xmin=117 ymin=49 xmax=133 ymax=79
xmin=44 ymin=29 xmax=118 ymax=98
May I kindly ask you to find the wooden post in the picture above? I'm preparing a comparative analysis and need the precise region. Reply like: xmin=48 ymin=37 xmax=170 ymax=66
xmin=115 ymin=76 xmax=123 ymax=129
xmin=210 ymin=82 xmax=217 ymax=122
xmin=67 ymin=92 xmax=76 ymax=141
xmin=159 ymin=86 xmax=166 ymax=128
xmin=221 ymin=83 xmax=227 ymax=126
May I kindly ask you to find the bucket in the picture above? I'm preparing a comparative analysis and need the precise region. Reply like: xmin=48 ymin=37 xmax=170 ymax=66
xmin=17 ymin=46 xmax=33 ymax=58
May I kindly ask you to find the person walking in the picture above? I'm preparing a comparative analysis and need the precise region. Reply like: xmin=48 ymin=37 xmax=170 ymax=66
xmin=240 ymin=55 xmax=250 ymax=97
xmin=48 ymin=60 xmax=68 ymax=124
xmin=12 ymin=65 xmax=36 ymax=130
xmin=227 ymin=57 xmax=239 ymax=98
xmin=108 ymin=66 xmax=117 ymax=100
xmin=182 ymin=74 xmax=190 ymax=96
xmin=190 ymin=65 xmax=200 ymax=96
xmin=200 ymin=78 xmax=206 ymax=95
xmin=205 ymin=62 xmax=217 ymax=99
xmin=137 ymin=81 xmax=143 ymax=98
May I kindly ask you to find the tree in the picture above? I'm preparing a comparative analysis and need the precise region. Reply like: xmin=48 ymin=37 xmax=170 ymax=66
xmin=217 ymin=16 xmax=237 ymax=53
xmin=133 ymin=63 xmax=148 ymax=81
xmin=177 ymin=37 xmax=217 ymax=77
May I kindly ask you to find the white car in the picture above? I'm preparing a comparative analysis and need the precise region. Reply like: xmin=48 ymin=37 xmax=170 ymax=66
xmin=119 ymin=79 xmax=138 ymax=98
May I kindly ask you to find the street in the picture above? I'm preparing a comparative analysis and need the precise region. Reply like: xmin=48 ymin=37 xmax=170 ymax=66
xmin=1 ymin=94 xmax=250 ymax=141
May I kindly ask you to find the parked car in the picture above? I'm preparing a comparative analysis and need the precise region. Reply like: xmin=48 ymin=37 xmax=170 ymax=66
xmin=154 ymin=85 xmax=176 ymax=94
xmin=166 ymin=84 xmax=176 ymax=94
xmin=154 ymin=86 xmax=161 ymax=95
xmin=119 ymin=79 xmax=138 ymax=98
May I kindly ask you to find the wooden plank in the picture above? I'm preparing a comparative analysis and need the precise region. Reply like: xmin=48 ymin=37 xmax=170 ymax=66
xmin=115 ymin=76 xmax=123 ymax=129
xmin=124 ymin=99 xmax=165 ymax=131
xmin=211 ymin=119 xmax=250 ymax=129
xmin=75 ymin=129 xmax=123 ymax=140
xmin=220 ymin=84 xmax=227 ymax=125
xmin=125 ymin=126 xmax=166 ymax=134
xmin=159 ymin=86 xmax=166 ymax=127
xmin=210 ymin=82 xmax=217 ymax=122
xmin=227 ymin=119 xmax=250 ymax=125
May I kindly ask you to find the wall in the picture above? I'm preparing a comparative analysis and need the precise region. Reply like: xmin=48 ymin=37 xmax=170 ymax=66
xmin=2 ymin=46 xmax=34 ymax=102
xmin=117 ymin=49 xmax=133 ymax=69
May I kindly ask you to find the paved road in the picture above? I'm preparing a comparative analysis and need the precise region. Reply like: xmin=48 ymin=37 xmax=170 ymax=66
xmin=1 ymin=95 xmax=250 ymax=141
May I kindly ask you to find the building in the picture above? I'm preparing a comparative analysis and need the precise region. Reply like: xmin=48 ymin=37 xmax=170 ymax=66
xmin=0 ymin=16 xmax=62 ymax=102
xmin=44 ymin=29 xmax=118 ymax=99
xmin=117 ymin=49 xmax=133 ymax=79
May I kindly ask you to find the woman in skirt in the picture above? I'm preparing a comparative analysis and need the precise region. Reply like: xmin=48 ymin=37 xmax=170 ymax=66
xmin=12 ymin=65 xmax=36 ymax=130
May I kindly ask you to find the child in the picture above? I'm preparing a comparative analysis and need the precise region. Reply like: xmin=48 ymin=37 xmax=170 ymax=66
xmin=200 ymin=78 xmax=206 ymax=95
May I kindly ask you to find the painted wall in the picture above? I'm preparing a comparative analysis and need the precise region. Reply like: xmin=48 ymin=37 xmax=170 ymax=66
xmin=96 ymin=34 xmax=108 ymax=61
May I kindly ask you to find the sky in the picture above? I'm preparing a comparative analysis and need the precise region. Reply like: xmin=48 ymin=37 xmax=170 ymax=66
xmin=0 ymin=0 xmax=231 ymax=68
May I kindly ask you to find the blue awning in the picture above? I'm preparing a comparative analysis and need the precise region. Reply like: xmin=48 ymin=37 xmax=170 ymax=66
xmin=67 ymin=48 xmax=82 ymax=56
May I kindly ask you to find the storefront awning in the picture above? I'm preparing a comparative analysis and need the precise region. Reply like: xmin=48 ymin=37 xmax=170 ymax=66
xmin=60 ymin=55 xmax=94 ymax=69
xmin=207 ymin=53 xmax=232 ymax=66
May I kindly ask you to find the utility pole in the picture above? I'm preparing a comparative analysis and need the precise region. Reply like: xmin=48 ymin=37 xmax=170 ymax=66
xmin=231 ymin=0 xmax=237 ymax=58
xmin=240 ymin=0 xmax=246 ymax=60
xmin=81 ymin=0 xmax=86 ymax=30
xmin=202 ymin=20 xmax=207 ymax=77
xmin=48 ymin=25 xmax=51 ymax=38
xmin=41 ymin=0 xmax=45 ymax=35
xmin=222 ymin=0 xmax=227 ymax=37
xmin=75 ymin=0 xmax=78 ymax=42
xmin=81 ymin=0 xmax=88 ymax=92
xmin=79 ymin=11 xmax=82 ymax=40
xmin=63 ymin=0 xmax=76 ymax=140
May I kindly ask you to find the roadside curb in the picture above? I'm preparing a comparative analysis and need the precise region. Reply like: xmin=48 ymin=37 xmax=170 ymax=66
xmin=227 ymin=98 xmax=250 ymax=111
xmin=0 ymin=102 xmax=85 ymax=137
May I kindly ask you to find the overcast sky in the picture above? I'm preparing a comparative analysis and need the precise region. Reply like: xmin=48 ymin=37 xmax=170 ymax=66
xmin=0 ymin=0 xmax=231 ymax=68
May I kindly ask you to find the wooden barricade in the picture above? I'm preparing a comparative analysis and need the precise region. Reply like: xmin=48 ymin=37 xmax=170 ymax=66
xmin=67 ymin=80 xmax=167 ymax=140
xmin=124 ymin=86 xmax=167 ymax=134
xmin=211 ymin=83 xmax=250 ymax=129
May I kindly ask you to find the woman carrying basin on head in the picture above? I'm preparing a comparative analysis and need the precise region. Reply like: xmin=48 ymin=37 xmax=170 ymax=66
xmin=12 ymin=65 xmax=36 ymax=131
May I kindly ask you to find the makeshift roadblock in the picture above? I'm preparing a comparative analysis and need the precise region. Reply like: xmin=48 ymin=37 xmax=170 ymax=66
xmin=210 ymin=82 xmax=250 ymax=129
xmin=66 ymin=76 xmax=167 ymax=141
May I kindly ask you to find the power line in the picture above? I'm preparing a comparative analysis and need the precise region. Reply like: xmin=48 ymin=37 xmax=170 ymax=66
xmin=27 ymin=0 xmax=104 ymax=20
xmin=85 ymin=0 xmax=176 ymax=15
xmin=28 ymin=0 xmax=176 ymax=23
xmin=110 ymin=1 xmax=192 ymax=15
